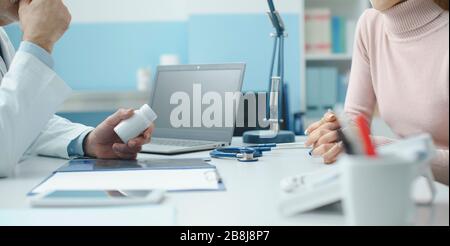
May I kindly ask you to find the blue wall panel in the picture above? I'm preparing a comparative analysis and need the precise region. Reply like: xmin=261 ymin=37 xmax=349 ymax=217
xmin=4 ymin=15 xmax=303 ymax=128
xmin=5 ymin=22 xmax=188 ymax=91
xmin=57 ymin=112 xmax=115 ymax=128
xmin=188 ymin=14 xmax=301 ymax=116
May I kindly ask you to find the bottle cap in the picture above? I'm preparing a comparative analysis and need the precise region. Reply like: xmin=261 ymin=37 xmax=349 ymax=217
xmin=139 ymin=104 xmax=158 ymax=124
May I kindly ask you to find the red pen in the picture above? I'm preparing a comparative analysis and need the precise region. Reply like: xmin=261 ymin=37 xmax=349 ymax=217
xmin=355 ymin=115 xmax=377 ymax=157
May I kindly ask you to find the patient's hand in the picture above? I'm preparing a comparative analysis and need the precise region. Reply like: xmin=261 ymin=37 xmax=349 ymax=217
xmin=310 ymin=142 xmax=344 ymax=164
xmin=83 ymin=109 xmax=154 ymax=160
xmin=305 ymin=111 xmax=343 ymax=164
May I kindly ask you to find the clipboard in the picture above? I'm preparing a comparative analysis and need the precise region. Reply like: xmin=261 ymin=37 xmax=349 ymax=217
xmin=56 ymin=158 xmax=214 ymax=172
xmin=29 ymin=158 xmax=225 ymax=196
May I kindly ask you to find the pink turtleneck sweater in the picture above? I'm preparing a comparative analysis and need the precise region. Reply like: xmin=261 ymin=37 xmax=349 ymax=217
xmin=345 ymin=0 xmax=449 ymax=185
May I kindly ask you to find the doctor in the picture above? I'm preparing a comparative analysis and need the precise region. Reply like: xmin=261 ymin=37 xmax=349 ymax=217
xmin=0 ymin=0 xmax=153 ymax=178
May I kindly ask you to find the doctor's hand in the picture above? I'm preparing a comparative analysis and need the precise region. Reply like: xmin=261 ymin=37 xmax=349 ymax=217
xmin=83 ymin=109 xmax=154 ymax=160
xmin=18 ymin=0 xmax=71 ymax=53
xmin=305 ymin=111 xmax=343 ymax=164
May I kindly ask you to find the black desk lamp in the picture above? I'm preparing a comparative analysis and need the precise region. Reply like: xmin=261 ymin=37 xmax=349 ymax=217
xmin=243 ymin=0 xmax=296 ymax=144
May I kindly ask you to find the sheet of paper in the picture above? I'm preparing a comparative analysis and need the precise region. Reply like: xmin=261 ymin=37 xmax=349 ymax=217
xmin=32 ymin=169 xmax=220 ymax=194
xmin=0 ymin=206 xmax=175 ymax=226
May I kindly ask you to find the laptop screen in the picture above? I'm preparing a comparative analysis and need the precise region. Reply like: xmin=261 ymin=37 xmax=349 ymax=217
xmin=150 ymin=64 xmax=245 ymax=143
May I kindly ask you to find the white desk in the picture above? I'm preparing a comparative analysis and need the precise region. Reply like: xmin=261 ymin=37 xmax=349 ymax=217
xmin=0 ymin=138 xmax=448 ymax=226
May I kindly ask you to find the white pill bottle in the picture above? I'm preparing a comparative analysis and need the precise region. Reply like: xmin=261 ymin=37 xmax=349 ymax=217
xmin=114 ymin=104 xmax=158 ymax=143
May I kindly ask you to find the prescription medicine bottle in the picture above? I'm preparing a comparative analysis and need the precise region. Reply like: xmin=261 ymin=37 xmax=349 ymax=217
xmin=114 ymin=104 xmax=158 ymax=143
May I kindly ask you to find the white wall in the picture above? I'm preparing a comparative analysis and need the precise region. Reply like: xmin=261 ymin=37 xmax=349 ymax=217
xmin=64 ymin=0 xmax=188 ymax=23
xmin=188 ymin=0 xmax=301 ymax=14
xmin=64 ymin=0 xmax=302 ymax=23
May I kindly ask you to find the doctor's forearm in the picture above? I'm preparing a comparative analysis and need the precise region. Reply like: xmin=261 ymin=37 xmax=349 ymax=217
xmin=0 ymin=52 xmax=72 ymax=177
xmin=18 ymin=41 xmax=54 ymax=69
xmin=26 ymin=116 xmax=95 ymax=160
xmin=67 ymin=129 xmax=93 ymax=158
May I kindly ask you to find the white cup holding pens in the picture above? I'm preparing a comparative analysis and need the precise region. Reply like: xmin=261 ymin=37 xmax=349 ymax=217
xmin=335 ymin=113 xmax=431 ymax=226
xmin=340 ymin=155 xmax=420 ymax=226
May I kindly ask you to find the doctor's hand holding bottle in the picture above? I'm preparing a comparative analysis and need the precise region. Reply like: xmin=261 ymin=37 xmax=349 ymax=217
xmin=18 ymin=0 xmax=71 ymax=53
xmin=305 ymin=111 xmax=344 ymax=164
xmin=16 ymin=0 xmax=154 ymax=161
xmin=84 ymin=109 xmax=155 ymax=160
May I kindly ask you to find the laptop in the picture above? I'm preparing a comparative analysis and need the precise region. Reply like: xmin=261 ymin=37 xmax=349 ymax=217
xmin=141 ymin=64 xmax=246 ymax=155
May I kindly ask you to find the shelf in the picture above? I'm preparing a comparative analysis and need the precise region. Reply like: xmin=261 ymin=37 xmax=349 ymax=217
xmin=305 ymin=53 xmax=353 ymax=61
xmin=299 ymin=0 xmax=370 ymax=113
xmin=59 ymin=91 xmax=150 ymax=113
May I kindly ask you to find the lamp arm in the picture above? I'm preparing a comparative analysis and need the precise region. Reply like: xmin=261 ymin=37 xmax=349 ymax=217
xmin=266 ymin=0 xmax=287 ymax=131
xmin=267 ymin=0 xmax=285 ymax=37
xmin=268 ymin=0 xmax=276 ymax=12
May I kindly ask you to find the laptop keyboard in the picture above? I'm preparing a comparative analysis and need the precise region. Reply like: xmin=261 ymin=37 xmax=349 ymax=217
xmin=151 ymin=138 xmax=213 ymax=147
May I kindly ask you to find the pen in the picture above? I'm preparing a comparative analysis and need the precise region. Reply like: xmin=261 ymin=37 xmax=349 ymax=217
xmin=337 ymin=128 xmax=355 ymax=155
xmin=355 ymin=115 xmax=377 ymax=157
xmin=334 ymin=108 xmax=365 ymax=155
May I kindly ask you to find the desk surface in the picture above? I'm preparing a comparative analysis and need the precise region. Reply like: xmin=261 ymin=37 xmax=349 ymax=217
xmin=1 ymin=138 xmax=448 ymax=226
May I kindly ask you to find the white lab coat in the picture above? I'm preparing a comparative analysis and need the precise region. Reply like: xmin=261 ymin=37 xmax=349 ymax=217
xmin=0 ymin=27 xmax=93 ymax=178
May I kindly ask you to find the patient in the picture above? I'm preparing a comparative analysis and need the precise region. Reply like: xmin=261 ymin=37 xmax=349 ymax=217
xmin=305 ymin=0 xmax=449 ymax=185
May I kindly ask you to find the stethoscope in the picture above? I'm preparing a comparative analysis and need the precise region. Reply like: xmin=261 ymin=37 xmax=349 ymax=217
xmin=210 ymin=143 xmax=310 ymax=163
